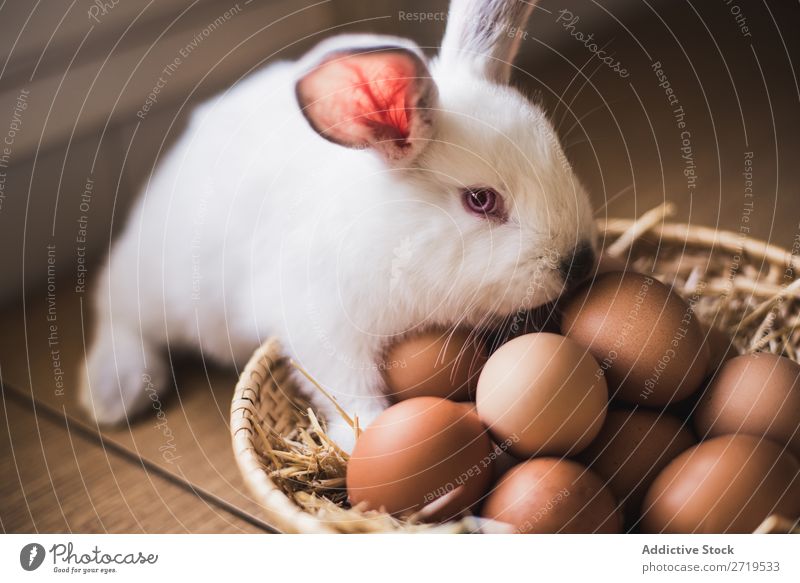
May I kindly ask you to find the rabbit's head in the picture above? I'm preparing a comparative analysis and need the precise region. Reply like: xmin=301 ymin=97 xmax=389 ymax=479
xmin=295 ymin=1 xmax=596 ymax=327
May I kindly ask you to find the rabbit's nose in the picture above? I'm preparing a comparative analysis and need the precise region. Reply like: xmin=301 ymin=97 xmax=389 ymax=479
xmin=559 ymin=243 xmax=595 ymax=286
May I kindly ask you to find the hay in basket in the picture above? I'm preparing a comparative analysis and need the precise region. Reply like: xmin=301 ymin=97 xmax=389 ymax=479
xmin=230 ymin=202 xmax=800 ymax=534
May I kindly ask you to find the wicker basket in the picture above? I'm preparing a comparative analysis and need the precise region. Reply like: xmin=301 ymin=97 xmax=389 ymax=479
xmin=230 ymin=203 xmax=800 ymax=533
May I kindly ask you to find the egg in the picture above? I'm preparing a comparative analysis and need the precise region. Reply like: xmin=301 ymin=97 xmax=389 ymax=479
xmin=579 ymin=409 xmax=696 ymax=519
xmin=382 ymin=328 xmax=487 ymax=402
xmin=476 ymin=333 xmax=607 ymax=457
xmin=561 ymin=271 xmax=710 ymax=406
xmin=346 ymin=397 xmax=492 ymax=520
xmin=695 ymin=353 xmax=800 ymax=457
xmin=482 ymin=458 xmax=622 ymax=533
xmin=641 ymin=434 xmax=800 ymax=533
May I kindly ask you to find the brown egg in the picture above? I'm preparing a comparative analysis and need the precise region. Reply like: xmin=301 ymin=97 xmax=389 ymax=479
xmin=641 ymin=434 xmax=800 ymax=533
xmin=695 ymin=353 xmax=800 ymax=457
xmin=482 ymin=458 xmax=622 ymax=533
xmin=702 ymin=324 xmax=739 ymax=375
xmin=561 ymin=271 xmax=710 ymax=406
xmin=476 ymin=333 xmax=608 ymax=457
xmin=347 ymin=397 xmax=492 ymax=520
xmin=579 ymin=409 xmax=696 ymax=518
xmin=382 ymin=328 xmax=487 ymax=402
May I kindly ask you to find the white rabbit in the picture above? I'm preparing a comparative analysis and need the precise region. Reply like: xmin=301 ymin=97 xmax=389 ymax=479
xmin=80 ymin=0 xmax=597 ymax=451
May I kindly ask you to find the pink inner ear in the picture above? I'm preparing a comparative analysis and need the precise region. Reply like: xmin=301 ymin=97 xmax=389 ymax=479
xmin=299 ymin=51 xmax=422 ymax=148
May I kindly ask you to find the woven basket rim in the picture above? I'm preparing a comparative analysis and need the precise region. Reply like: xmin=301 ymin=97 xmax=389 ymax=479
xmin=230 ymin=215 xmax=800 ymax=533
xmin=231 ymin=339 xmax=338 ymax=533
xmin=600 ymin=216 xmax=800 ymax=272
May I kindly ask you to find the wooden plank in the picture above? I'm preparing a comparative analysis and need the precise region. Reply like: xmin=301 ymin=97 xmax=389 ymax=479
xmin=0 ymin=392 xmax=265 ymax=533
xmin=0 ymin=0 xmax=217 ymax=80
xmin=0 ymin=284 xmax=280 ymax=532
xmin=0 ymin=0 xmax=333 ymax=161
xmin=512 ymin=1 xmax=800 ymax=250
xmin=0 ymin=126 xmax=128 ymax=305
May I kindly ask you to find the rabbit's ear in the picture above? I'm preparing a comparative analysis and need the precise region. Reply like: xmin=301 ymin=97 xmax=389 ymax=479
xmin=296 ymin=41 xmax=438 ymax=164
xmin=439 ymin=0 xmax=537 ymax=85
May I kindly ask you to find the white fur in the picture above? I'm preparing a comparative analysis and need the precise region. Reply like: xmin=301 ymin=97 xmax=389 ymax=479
xmin=80 ymin=1 xmax=595 ymax=451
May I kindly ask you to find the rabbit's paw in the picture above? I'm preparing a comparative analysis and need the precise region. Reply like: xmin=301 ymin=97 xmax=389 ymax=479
xmin=79 ymin=325 xmax=167 ymax=426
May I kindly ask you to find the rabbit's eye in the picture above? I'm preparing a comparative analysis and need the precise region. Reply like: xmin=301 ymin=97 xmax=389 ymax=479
xmin=462 ymin=187 xmax=502 ymax=219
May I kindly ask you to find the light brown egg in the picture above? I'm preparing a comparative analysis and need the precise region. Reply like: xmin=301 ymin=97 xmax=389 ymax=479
xmin=641 ymin=434 xmax=800 ymax=533
xmin=382 ymin=328 xmax=487 ymax=402
xmin=475 ymin=333 xmax=607 ymax=457
xmin=695 ymin=353 xmax=800 ymax=457
xmin=347 ymin=397 xmax=492 ymax=520
xmin=579 ymin=409 xmax=696 ymax=519
xmin=482 ymin=458 xmax=622 ymax=533
xmin=561 ymin=271 xmax=710 ymax=406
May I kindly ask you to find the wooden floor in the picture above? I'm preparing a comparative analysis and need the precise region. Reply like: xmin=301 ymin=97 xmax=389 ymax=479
xmin=0 ymin=288 xmax=274 ymax=533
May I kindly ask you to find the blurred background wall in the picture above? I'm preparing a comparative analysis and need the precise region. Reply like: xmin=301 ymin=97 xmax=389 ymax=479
xmin=0 ymin=0 xmax=798 ymax=304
